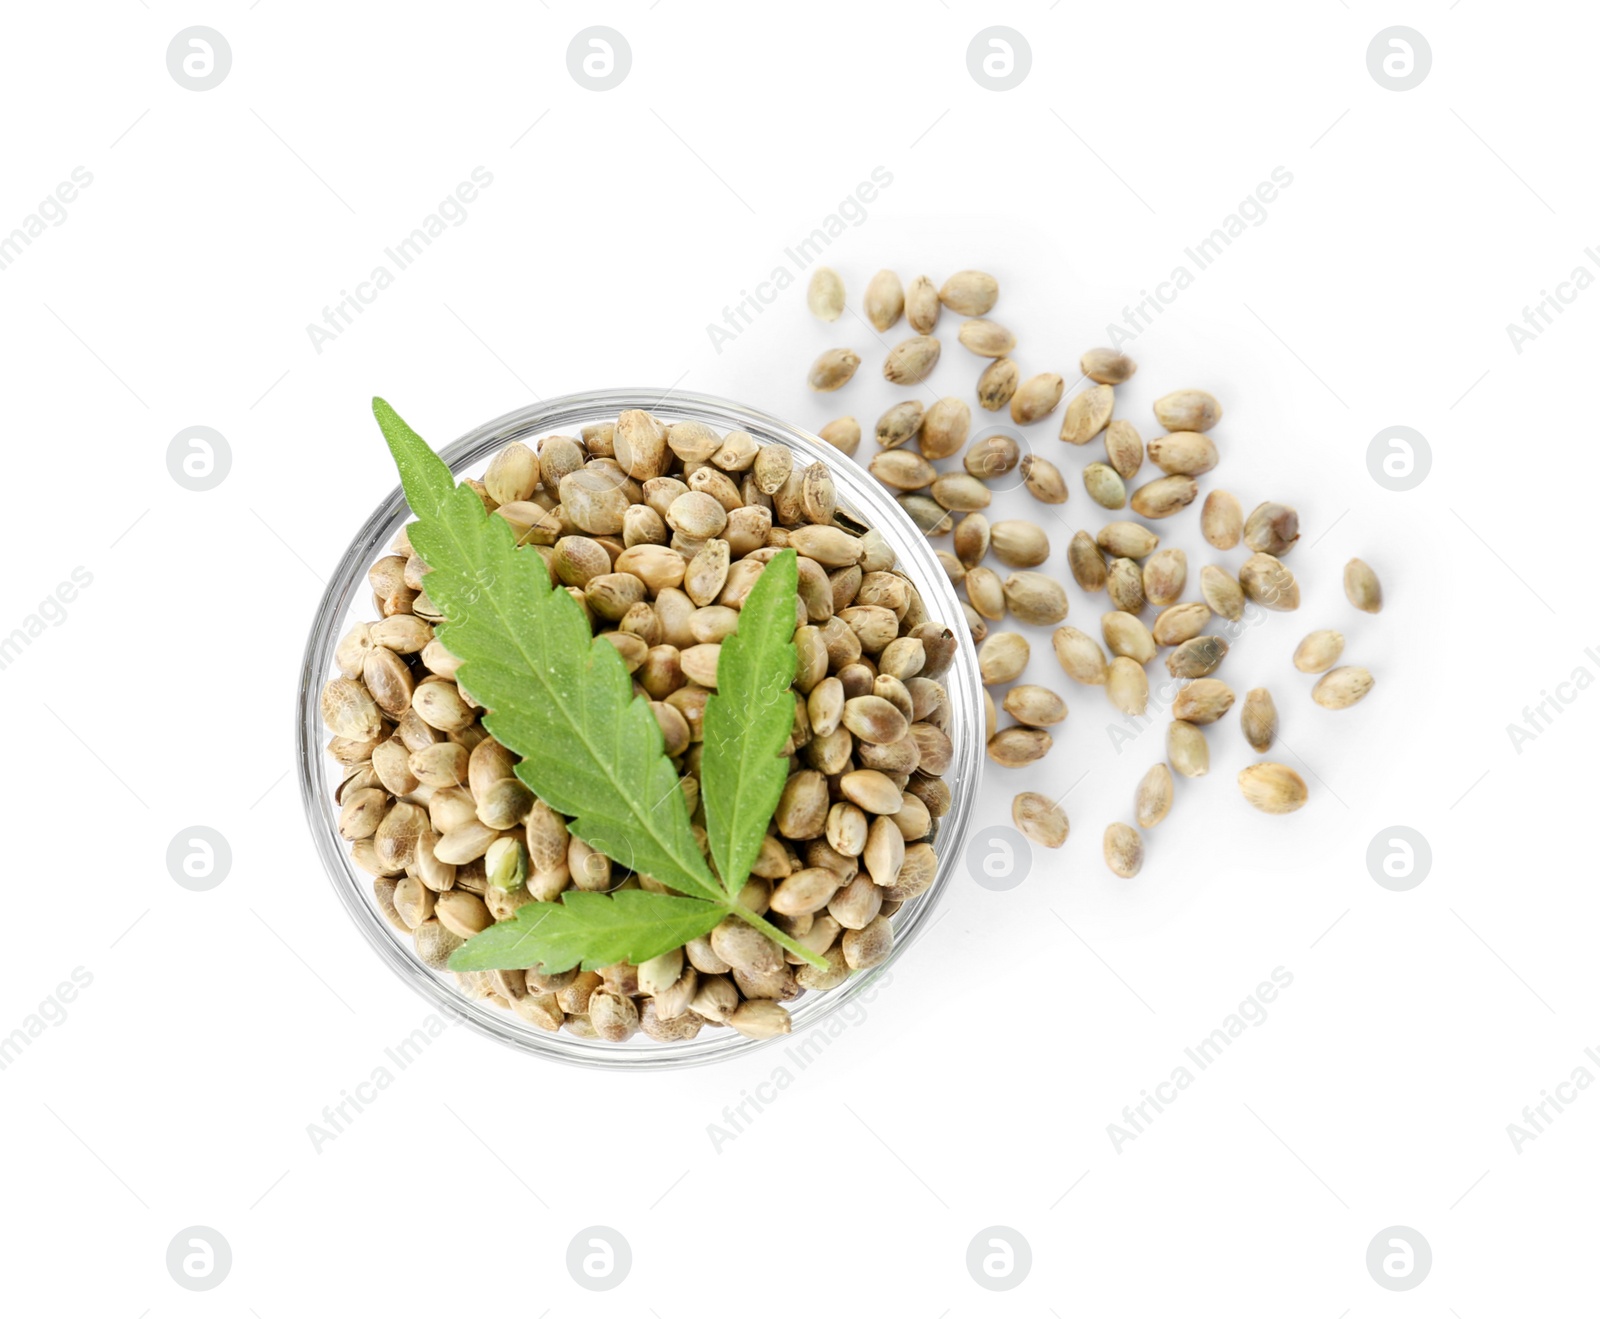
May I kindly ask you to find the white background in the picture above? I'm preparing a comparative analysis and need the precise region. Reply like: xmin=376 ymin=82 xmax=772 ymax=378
xmin=2 ymin=2 xmax=1594 ymax=1313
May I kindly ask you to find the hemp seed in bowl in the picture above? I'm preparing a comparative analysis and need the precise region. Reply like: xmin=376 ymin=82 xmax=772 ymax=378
xmin=298 ymin=391 xmax=982 ymax=1067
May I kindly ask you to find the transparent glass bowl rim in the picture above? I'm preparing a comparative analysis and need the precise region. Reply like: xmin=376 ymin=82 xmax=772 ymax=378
xmin=295 ymin=388 xmax=984 ymax=1070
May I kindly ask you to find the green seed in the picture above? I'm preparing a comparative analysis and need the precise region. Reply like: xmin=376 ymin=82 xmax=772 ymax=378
xmin=1084 ymin=462 xmax=1127 ymax=509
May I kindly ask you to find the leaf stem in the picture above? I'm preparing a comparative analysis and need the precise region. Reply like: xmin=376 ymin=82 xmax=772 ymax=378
xmin=729 ymin=903 xmax=829 ymax=970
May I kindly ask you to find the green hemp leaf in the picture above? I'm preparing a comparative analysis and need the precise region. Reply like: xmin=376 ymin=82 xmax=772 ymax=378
xmin=370 ymin=398 xmax=825 ymax=973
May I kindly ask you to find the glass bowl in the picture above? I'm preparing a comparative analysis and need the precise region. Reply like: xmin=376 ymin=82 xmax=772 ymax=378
xmin=296 ymin=388 xmax=984 ymax=1069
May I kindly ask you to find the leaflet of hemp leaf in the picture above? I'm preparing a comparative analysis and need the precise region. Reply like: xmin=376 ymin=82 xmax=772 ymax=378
xmin=372 ymin=396 xmax=722 ymax=905
xmin=700 ymin=548 xmax=798 ymax=897
xmin=445 ymin=890 xmax=728 ymax=974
